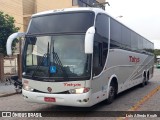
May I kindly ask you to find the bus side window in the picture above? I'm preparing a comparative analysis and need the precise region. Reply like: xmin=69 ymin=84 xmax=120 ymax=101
xmin=103 ymin=42 xmax=108 ymax=66
xmin=93 ymin=42 xmax=103 ymax=76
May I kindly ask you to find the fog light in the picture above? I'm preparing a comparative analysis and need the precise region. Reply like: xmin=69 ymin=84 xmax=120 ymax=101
xmin=83 ymin=99 xmax=87 ymax=102
xmin=83 ymin=98 xmax=89 ymax=102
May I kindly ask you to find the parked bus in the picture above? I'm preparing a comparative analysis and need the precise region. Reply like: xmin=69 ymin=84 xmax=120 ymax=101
xmin=157 ymin=61 xmax=160 ymax=68
xmin=6 ymin=8 xmax=154 ymax=107
xmin=156 ymin=56 xmax=160 ymax=68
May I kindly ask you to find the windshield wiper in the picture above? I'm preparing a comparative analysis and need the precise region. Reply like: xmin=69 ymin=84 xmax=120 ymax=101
xmin=31 ymin=53 xmax=47 ymax=78
xmin=32 ymin=42 xmax=50 ymax=78
xmin=52 ymin=52 xmax=69 ymax=81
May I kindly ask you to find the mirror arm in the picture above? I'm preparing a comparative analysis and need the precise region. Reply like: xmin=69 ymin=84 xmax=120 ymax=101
xmin=6 ymin=32 xmax=25 ymax=56
xmin=84 ymin=26 xmax=95 ymax=54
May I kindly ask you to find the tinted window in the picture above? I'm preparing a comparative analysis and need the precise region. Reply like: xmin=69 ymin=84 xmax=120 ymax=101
xmin=103 ymin=42 xmax=108 ymax=66
xmin=93 ymin=34 xmax=108 ymax=76
xmin=93 ymin=42 xmax=103 ymax=76
xmin=131 ymin=32 xmax=138 ymax=50
xmin=28 ymin=12 xmax=94 ymax=34
xmin=143 ymin=38 xmax=147 ymax=51
xmin=95 ymin=13 xmax=109 ymax=74
xmin=110 ymin=18 xmax=121 ymax=48
xmin=146 ymin=40 xmax=152 ymax=53
xmin=138 ymin=36 xmax=143 ymax=51
xmin=121 ymin=25 xmax=131 ymax=49
xmin=147 ymin=41 xmax=151 ymax=51
xmin=109 ymin=18 xmax=153 ymax=54
xmin=96 ymin=14 xmax=109 ymax=38
xmin=151 ymin=43 xmax=154 ymax=54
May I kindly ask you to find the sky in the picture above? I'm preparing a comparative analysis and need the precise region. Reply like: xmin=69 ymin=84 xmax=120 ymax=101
xmin=105 ymin=0 xmax=160 ymax=49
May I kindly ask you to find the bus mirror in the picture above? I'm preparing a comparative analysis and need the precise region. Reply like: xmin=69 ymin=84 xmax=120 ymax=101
xmin=6 ymin=32 xmax=25 ymax=56
xmin=85 ymin=27 xmax=95 ymax=54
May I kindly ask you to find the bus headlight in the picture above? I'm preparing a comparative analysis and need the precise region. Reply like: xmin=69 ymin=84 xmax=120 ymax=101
xmin=23 ymin=80 xmax=34 ymax=92
xmin=69 ymin=87 xmax=90 ymax=94
xmin=23 ymin=85 xmax=34 ymax=92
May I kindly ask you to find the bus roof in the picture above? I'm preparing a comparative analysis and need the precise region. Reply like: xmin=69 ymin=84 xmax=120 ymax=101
xmin=32 ymin=7 xmax=106 ymax=17
xmin=31 ymin=7 xmax=153 ymax=45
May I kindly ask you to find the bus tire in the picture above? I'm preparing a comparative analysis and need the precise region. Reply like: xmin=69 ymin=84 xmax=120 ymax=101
xmin=140 ymin=74 xmax=146 ymax=87
xmin=106 ymin=82 xmax=116 ymax=104
xmin=145 ymin=73 xmax=149 ymax=85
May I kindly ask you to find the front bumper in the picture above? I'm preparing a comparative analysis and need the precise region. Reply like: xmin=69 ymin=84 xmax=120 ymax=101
xmin=22 ymin=89 xmax=92 ymax=107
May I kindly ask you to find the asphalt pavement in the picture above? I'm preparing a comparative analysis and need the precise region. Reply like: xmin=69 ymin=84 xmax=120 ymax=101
xmin=0 ymin=82 xmax=16 ymax=97
xmin=0 ymin=68 xmax=160 ymax=119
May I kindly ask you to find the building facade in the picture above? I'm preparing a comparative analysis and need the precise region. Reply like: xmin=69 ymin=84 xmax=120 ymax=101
xmin=0 ymin=0 xmax=105 ymax=32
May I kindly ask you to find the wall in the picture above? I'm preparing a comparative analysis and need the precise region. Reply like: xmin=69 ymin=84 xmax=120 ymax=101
xmin=0 ymin=0 xmax=24 ymax=31
xmin=36 ymin=0 xmax=73 ymax=12
xmin=23 ymin=0 xmax=36 ymax=15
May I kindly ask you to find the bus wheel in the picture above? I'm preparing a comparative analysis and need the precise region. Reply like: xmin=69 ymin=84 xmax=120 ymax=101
xmin=106 ymin=82 xmax=116 ymax=104
xmin=145 ymin=74 xmax=149 ymax=85
xmin=140 ymin=75 xmax=146 ymax=87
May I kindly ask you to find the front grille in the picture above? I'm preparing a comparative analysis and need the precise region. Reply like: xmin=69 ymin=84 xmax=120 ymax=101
xmin=33 ymin=89 xmax=70 ymax=94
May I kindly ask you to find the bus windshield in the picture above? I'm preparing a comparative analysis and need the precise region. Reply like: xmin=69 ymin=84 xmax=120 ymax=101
xmin=22 ymin=11 xmax=94 ymax=81
xmin=23 ymin=35 xmax=91 ymax=81
xmin=27 ymin=12 xmax=95 ymax=34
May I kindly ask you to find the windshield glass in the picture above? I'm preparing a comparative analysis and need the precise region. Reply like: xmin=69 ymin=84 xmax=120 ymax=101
xmin=23 ymin=35 xmax=91 ymax=81
xmin=27 ymin=12 xmax=94 ymax=34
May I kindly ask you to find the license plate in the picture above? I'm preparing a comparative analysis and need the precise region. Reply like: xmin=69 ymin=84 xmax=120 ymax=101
xmin=44 ymin=97 xmax=56 ymax=102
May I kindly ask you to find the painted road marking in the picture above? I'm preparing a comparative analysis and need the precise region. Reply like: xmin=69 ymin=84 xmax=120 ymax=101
xmin=117 ymin=85 xmax=160 ymax=120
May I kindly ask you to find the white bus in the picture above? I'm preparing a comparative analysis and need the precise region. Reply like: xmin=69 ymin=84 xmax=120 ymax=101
xmin=7 ymin=7 xmax=154 ymax=107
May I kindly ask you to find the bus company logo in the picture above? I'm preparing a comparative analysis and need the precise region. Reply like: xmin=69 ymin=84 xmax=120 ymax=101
xmin=64 ymin=83 xmax=81 ymax=87
xmin=129 ymin=56 xmax=140 ymax=63
xmin=47 ymin=87 xmax=52 ymax=92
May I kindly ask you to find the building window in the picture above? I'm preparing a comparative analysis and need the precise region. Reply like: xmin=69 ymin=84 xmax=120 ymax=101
xmin=73 ymin=0 xmax=97 ymax=7
xmin=72 ymin=0 xmax=78 ymax=6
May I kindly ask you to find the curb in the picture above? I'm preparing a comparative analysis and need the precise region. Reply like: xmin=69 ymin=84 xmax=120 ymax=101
xmin=0 ymin=92 xmax=17 ymax=97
